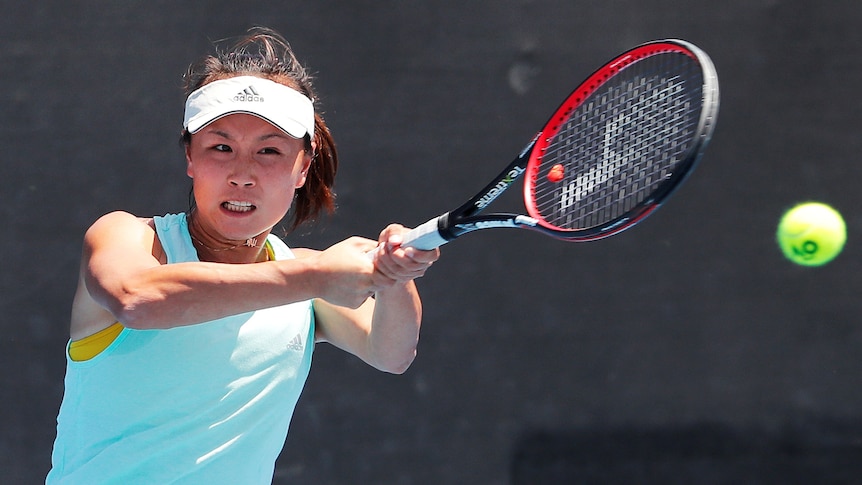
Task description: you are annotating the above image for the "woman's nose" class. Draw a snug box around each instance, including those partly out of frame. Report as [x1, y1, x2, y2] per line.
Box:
[229, 178, 255, 187]
[229, 159, 256, 187]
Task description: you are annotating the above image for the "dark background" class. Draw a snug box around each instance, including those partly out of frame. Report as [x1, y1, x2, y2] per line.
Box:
[3, 1, 861, 483]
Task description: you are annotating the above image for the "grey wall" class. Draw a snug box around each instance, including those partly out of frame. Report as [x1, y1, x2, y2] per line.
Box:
[3, 1, 861, 483]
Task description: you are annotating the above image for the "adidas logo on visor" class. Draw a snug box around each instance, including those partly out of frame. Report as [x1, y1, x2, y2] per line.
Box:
[234, 86, 263, 102]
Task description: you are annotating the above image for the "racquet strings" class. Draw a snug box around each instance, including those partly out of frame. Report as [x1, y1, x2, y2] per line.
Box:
[531, 51, 705, 231]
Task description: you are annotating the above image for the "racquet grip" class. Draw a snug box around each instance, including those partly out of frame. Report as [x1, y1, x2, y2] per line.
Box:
[366, 215, 449, 259]
[400, 215, 450, 250]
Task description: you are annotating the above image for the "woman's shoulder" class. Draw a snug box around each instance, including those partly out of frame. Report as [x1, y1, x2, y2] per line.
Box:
[85, 211, 165, 263]
[89, 210, 154, 228]
[85, 211, 151, 236]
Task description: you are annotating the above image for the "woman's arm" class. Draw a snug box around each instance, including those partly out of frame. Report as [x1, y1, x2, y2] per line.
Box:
[312, 225, 439, 374]
[78, 211, 380, 333]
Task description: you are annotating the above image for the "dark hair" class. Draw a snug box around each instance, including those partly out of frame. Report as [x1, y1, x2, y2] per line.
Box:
[182, 27, 337, 231]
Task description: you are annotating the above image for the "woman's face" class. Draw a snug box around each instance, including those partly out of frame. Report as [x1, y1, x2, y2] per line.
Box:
[185, 113, 313, 243]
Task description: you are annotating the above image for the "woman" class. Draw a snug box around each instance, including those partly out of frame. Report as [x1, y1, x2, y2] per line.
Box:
[47, 27, 439, 484]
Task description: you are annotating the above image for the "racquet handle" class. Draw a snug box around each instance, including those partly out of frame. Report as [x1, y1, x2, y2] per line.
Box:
[400, 215, 450, 250]
[366, 214, 450, 259]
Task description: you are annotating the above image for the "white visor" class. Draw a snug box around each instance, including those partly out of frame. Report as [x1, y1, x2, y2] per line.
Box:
[183, 76, 314, 138]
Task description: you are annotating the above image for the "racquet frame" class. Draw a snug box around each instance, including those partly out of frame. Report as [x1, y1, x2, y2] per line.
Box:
[400, 39, 719, 250]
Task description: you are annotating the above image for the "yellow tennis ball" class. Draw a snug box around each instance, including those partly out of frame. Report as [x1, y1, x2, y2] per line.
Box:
[776, 202, 846, 266]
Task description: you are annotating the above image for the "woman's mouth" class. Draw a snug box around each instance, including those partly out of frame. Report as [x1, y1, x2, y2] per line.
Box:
[222, 201, 255, 213]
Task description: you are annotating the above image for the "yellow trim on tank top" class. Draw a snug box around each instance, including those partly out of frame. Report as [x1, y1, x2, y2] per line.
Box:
[69, 322, 124, 361]
[68, 240, 276, 362]
[264, 240, 275, 262]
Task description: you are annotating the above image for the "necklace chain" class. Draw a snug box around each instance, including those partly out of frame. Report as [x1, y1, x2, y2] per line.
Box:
[186, 211, 269, 261]
[190, 235, 260, 252]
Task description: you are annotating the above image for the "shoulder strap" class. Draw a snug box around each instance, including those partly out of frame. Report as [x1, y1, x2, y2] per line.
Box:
[153, 213, 199, 264]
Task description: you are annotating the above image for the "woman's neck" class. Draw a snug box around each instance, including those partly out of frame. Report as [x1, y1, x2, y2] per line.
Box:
[187, 211, 271, 264]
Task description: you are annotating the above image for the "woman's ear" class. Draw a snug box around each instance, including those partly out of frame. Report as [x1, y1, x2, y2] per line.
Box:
[295, 157, 312, 188]
[185, 143, 194, 179]
[296, 140, 317, 188]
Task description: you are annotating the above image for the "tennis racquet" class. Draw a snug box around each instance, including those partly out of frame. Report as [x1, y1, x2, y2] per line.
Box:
[396, 38, 719, 250]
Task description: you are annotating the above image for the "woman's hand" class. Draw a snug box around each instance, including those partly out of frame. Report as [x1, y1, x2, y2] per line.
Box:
[307, 236, 380, 308]
[371, 224, 440, 287]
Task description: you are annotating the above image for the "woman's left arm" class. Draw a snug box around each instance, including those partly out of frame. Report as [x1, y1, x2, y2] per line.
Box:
[311, 225, 439, 374]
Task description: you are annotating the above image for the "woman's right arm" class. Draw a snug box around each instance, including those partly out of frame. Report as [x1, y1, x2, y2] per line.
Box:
[74, 211, 380, 336]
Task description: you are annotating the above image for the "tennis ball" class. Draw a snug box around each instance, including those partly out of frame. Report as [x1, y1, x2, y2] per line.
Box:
[776, 202, 846, 266]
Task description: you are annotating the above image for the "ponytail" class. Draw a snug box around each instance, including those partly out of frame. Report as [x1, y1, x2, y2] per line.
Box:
[291, 113, 338, 230]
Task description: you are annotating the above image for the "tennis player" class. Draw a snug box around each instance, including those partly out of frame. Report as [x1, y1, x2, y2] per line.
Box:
[46, 27, 439, 484]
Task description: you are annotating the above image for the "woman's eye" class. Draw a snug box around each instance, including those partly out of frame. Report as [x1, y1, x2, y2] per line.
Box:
[260, 147, 281, 155]
[213, 144, 231, 152]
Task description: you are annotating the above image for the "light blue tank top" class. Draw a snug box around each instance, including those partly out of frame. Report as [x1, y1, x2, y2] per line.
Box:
[47, 213, 314, 484]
